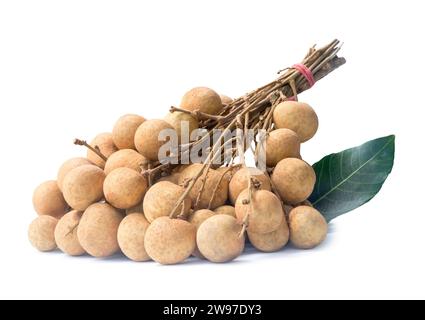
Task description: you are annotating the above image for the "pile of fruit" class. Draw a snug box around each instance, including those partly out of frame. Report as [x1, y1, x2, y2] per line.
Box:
[29, 86, 329, 265]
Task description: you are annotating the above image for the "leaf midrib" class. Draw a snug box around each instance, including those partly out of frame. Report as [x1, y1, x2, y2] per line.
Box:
[312, 137, 394, 206]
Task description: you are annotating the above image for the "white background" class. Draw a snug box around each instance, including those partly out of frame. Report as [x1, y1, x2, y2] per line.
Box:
[0, 0, 423, 300]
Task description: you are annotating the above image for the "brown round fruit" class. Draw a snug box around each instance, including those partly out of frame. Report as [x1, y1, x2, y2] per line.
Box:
[271, 158, 316, 205]
[117, 213, 150, 262]
[104, 149, 147, 175]
[134, 119, 174, 161]
[143, 181, 192, 222]
[164, 111, 199, 141]
[247, 214, 289, 252]
[228, 167, 271, 204]
[214, 205, 236, 218]
[28, 215, 58, 252]
[180, 87, 223, 115]
[273, 101, 318, 142]
[77, 203, 124, 257]
[235, 189, 283, 234]
[112, 114, 146, 150]
[103, 167, 148, 209]
[57, 157, 92, 191]
[54, 210, 85, 256]
[144, 217, 196, 265]
[289, 206, 327, 249]
[188, 209, 216, 258]
[33, 180, 68, 218]
[197, 214, 245, 263]
[178, 164, 228, 209]
[62, 164, 105, 211]
[87, 133, 118, 168]
[266, 128, 301, 167]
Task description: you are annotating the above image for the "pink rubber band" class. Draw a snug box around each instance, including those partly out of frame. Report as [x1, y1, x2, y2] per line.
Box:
[292, 63, 315, 88]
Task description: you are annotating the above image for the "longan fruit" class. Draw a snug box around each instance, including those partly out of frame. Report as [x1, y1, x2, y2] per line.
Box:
[143, 181, 192, 222]
[57, 157, 92, 191]
[266, 128, 301, 167]
[214, 205, 236, 218]
[104, 149, 147, 175]
[112, 114, 146, 150]
[220, 94, 233, 106]
[289, 206, 327, 249]
[33, 180, 68, 218]
[87, 133, 118, 168]
[77, 203, 124, 257]
[228, 167, 271, 204]
[28, 215, 58, 252]
[271, 158, 316, 205]
[235, 189, 283, 234]
[197, 214, 245, 263]
[62, 164, 105, 211]
[247, 214, 289, 252]
[273, 101, 318, 142]
[54, 210, 85, 256]
[134, 119, 174, 161]
[144, 216, 196, 265]
[180, 87, 223, 115]
[188, 209, 216, 258]
[103, 167, 148, 209]
[178, 164, 228, 209]
[117, 213, 150, 262]
[164, 111, 199, 141]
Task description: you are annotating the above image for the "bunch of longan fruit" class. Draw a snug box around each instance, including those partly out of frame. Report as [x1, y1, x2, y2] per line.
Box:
[29, 86, 328, 265]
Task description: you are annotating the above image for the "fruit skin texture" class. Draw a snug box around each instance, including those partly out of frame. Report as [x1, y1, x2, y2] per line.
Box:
[271, 158, 316, 205]
[112, 114, 145, 150]
[265, 128, 301, 167]
[104, 149, 147, 175]
[143, 181, 192, 222]
[247, 213, 289, 252]
[228, 167, 271, 205]
[54, 210, 85, 256]
[235, 189, 283, 234]
[28, 216, 58, 252]
[144, 217, 196, 265]
[196, 214, 245, 263]
[77, 203, 124, 258]
[117, 213, 150, 262]
[32, 180, 68, 218]
[178, 164, 229, 209]
[57, 157, 92, 191]
[180, 87, 223, 115]
[87, 133, 118, 168]
[273, 101, 318, 142]
[103, 167, 148, 209]
[62, 164, 106, 211]
[214, 205, 236, 218]
[164, 111, 199, 141]
[188, 209, 216, 258]
[289, 206, 328, 249]
[134, 119, 174, 161]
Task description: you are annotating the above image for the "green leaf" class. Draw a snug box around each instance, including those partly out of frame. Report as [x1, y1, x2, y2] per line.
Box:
[309, 135, 395, 222]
